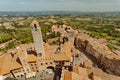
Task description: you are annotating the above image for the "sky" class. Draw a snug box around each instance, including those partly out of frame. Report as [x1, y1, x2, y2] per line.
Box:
[0, 0, 120, 12]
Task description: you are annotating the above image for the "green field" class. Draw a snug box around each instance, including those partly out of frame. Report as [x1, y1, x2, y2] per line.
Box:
[0, 13, 120, 53]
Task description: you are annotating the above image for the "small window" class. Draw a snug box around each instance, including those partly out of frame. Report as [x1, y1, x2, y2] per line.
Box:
[50, 62, 52, 64]
[17, 75, 19, 78]
[21, 74, 23, 77]
[41, 63, 43, 65]
[27, 69, 29, 72]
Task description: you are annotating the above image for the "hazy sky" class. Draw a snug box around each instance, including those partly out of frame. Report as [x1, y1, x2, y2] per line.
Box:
[0, 0, 120, 12]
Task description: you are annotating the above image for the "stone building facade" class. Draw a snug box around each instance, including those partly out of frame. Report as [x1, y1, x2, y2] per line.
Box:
[75, 33, 120, 76]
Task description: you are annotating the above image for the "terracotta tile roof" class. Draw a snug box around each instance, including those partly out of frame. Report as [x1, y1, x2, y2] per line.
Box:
[61, 42, 72, 59]
[73, 66, 79, 74]
[10, 61, 22, 70]
[0, 42, 73, 75]
[64, 71, 72, 80]
[44, 42, 72, 61]
[53, 53, 70, 61]
[44, 44, 58, 56]
[28, 54, 37, 62]
[0, 54, 12, 75]
[73, 66, 89, 80]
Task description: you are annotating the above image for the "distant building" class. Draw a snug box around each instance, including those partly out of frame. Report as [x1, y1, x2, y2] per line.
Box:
[51, 24, 78, 44]
[3, 22, 15, 29]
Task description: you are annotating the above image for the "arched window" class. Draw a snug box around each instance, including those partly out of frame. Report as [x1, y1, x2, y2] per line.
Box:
[34, 24, 37, 29]
[34, 24, 37, 31]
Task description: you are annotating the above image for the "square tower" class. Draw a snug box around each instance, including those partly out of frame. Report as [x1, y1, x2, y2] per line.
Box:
[30, 20, 44, 57]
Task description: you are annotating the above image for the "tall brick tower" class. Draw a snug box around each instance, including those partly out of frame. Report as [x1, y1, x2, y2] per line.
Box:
[31, 20, 44, 56]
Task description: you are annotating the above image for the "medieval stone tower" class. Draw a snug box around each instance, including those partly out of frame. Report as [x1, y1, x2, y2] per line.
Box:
[30, 20, 45, 71]
[31, 20, 44, 56]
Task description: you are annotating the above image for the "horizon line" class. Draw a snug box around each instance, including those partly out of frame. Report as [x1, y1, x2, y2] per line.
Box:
[0, 10, 120, 13]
